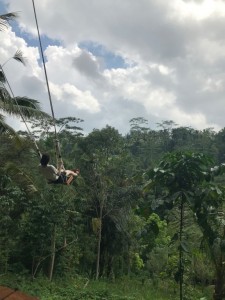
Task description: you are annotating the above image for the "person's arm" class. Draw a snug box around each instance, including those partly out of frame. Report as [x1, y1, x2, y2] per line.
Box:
[64, 169, 80, 177]
[49, 165, 60, 175]
[57, 158, 65, 173]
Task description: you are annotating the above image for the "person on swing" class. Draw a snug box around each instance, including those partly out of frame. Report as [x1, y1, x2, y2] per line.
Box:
[39, 153, 79, 184]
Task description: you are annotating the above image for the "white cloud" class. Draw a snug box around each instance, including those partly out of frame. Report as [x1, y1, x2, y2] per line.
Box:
[173, 0, 225, 21]
[1, 0, 225, 134]
[50, 82, 101, 113]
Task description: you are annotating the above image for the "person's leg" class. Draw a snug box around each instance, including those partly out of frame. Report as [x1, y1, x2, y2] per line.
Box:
[53, 173, 67, 184]
[64, 169, 79, 177]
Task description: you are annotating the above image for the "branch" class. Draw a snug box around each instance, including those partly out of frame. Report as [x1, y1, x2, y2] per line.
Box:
[32, 237, 78, 278]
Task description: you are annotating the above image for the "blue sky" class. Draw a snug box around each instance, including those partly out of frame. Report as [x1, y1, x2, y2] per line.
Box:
[79, 41, 128, 70]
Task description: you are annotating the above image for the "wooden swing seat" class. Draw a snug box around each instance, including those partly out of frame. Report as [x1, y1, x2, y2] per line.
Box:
[65, 175, 73, 185]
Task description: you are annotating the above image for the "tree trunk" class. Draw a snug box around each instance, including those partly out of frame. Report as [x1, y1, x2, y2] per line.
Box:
[48, 224, 56, 281]
[213, 265, 225, 300]
[179, 197, 184, 300]
[96, 206, 103, 280]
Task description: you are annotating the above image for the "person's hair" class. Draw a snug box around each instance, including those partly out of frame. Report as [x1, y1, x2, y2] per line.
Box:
[40, 154, 50, 166]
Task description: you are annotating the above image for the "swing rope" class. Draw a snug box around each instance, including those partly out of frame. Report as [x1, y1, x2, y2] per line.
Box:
[32, 0, 64, 170]
[0, 65, 42, 158]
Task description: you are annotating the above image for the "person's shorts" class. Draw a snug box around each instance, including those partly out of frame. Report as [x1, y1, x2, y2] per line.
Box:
[50, 173, 67, 184]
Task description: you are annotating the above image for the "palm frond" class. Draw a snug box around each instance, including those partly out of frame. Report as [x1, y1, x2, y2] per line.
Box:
[0, 114, 18, 137]
[0, 86, 15, 113]
[0, 95, 50, 120]
[1, 50, 26, 67]
[0, 84, 11, 102]
[0, 114, 25, 150]
[13, 50, 27, 66]
[0, 70, 6, 83]
[15, 97, 41, 110]
[5, 162, 38, 194]
[0, 12, 19, 31]
[14, 97, 50, 119]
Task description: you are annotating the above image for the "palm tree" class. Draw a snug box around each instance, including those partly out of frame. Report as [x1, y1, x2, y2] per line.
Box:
[0, 12, 18, 30]
[0, 12, 49, 136]
[0, 11, 49, 193]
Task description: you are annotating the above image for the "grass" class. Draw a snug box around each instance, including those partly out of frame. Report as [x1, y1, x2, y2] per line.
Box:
[0, 273, 213, 300]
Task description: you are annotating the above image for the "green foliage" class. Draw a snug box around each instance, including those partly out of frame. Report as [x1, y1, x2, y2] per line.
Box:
[1, 274, 211, 300]
[190, 250, 214, 285]
[131, 253, 144, 271]
[0, 173, 28, 274]
[4, 115, 225, 299]
[145, 152, 212, 194]
[144, 150, 225, 299]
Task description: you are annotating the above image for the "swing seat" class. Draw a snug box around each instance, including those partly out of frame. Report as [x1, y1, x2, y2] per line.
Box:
[65, 175, 73, 185]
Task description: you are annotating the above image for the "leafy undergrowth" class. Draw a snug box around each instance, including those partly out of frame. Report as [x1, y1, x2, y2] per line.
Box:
[0, 274, 212, 300]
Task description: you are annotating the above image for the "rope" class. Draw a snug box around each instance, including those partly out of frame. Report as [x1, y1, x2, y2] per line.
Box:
[31, 0, 63, 170]
[0, 65, 42, 158]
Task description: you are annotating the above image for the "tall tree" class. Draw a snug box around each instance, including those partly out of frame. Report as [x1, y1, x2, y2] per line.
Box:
[77, 126, 141, 279]
[144, 151, 223, 299]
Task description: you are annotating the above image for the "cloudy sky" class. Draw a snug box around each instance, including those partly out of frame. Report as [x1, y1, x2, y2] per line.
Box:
[1, 0, 225, 134]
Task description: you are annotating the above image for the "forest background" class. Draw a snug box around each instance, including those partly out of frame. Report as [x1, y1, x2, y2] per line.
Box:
[2, 114, 225, 300]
